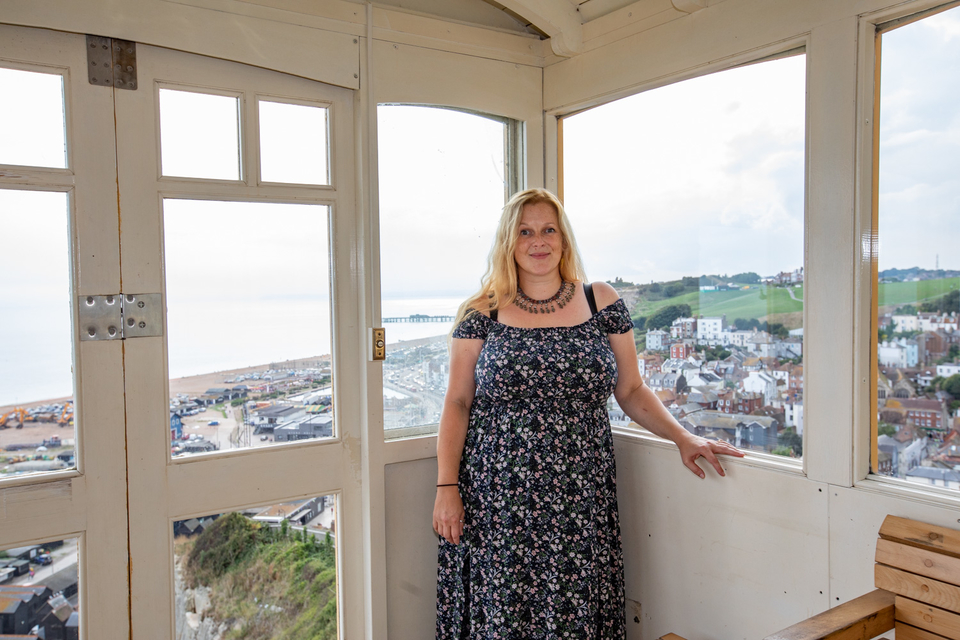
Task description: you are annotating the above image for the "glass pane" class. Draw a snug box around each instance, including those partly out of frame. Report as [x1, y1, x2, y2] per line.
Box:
[164, 200, 333, 458]
[876, 6, 960, 489]
[0, 67, 66, 168]
[259, 100, 329, 185]
[377, 105, 506, 439]
[564, 54, 806, 458]
[159, 88, 240, 180]
[0, 190, 77, 478]
[173, 495, 337, 639]
[0, 537, 80, 637]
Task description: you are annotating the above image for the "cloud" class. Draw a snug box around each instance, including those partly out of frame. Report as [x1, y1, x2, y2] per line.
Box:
[563, 54, 806, 283]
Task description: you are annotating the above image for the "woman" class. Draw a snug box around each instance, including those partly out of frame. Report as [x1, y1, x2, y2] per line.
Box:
[433, 188, 743, 639]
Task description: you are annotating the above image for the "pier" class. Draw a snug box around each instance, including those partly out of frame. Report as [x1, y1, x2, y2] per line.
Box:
[382, 314, 455, 323]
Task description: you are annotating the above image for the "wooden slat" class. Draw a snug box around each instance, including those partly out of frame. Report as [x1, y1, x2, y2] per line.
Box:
[879, 516, 960, 560]
[763, 589, 895, 640]
[895, 595, 960, 639]
[895, 621, 951, 640]
[875, 539, 960, 588]
[875, 564, 960, 613]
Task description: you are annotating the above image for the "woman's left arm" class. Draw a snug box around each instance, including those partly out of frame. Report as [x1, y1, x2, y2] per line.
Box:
[593, 283, 745, 478]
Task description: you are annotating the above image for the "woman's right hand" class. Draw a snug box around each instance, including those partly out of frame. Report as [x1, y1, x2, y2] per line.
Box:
[433, 487, 465, 545]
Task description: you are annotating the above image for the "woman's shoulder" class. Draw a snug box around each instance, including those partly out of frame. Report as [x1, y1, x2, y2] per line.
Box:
[452, 308, 493, 340]
[587, 280, 621, 311]
[586, 281, 634, 334]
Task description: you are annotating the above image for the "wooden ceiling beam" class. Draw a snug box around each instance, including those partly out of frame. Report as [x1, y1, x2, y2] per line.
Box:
[495, 0, 583, 56]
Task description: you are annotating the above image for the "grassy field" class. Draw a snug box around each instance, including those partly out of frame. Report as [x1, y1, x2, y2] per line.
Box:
[633, 285, 804, 327]
[877, 277, 960, 310]
[631, 277, 959, 329]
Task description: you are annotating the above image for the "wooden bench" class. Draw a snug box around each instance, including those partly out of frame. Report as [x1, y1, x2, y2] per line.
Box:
[764, 515, 960, 640]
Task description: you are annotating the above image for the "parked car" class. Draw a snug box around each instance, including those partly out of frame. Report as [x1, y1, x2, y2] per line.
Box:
[33, 554, 53, 566]
[208, 420, 220, 426]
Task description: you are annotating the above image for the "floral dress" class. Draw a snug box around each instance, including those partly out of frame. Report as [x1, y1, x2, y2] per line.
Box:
[437, 298, 634, 640]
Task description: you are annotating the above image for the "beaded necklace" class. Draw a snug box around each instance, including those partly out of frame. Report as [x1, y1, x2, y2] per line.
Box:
[514, 280, 575, 314]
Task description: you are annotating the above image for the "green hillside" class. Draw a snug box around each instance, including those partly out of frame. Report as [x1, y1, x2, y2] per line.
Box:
[633, 285, 803, 326]
[878, 277, 960, 309]
[630, 276, 959, 330]
[178, 513, 338, 640]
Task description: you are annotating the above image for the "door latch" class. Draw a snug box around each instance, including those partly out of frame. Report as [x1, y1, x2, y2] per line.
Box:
[372, 327, 386, 361]
[78, 293, 162, 341]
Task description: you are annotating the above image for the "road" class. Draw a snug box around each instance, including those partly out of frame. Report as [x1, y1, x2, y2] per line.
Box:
[7, 538, 78, 586]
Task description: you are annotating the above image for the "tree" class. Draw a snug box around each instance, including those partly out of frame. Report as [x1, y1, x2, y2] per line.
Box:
[894, 304, 917, 315]
[943, 374, 960, 398]
[730, 272, 761, 284]
[632, 317, 646, 330]
[649, 282, 662, 293]
[877, 423, 897, 437]
[681, 276, 698, 288]
[771, 446, 793, 457]
[777, 428, 802, 456]
[919, 289, 959, 314]
[664, 283, 684, 298]
[675, 374, 688, 395]
[647, 304, 692, 329]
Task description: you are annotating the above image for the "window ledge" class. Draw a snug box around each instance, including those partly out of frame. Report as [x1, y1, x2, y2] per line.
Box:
[611, 425, 805, 476]
[854, 473, 960, 510]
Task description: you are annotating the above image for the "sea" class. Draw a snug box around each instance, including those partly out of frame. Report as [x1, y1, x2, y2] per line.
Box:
[0, 296, 461, 407]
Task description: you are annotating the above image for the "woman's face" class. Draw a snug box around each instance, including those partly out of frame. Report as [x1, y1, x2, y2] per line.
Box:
[514, 201, 564, 279]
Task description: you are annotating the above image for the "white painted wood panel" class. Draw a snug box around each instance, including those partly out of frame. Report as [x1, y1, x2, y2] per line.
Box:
[384, 459, 439, 640]
[614, 436, 829, 640]
[803, 17, 858, 487]
[0, 0, 361, 89]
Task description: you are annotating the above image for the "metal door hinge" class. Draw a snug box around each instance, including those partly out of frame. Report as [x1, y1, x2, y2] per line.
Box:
[372, 328, 386, 361]
[86, 35, 137, 90]
[79, 294, 161, 341]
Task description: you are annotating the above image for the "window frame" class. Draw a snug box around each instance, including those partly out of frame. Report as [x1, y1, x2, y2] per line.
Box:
[855, 0, 960, 505]
[550, 39, 811, 477]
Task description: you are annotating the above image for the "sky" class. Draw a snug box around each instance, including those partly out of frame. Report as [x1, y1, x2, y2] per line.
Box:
[877, 7, 960, 272]
[563, 54, 807, 284]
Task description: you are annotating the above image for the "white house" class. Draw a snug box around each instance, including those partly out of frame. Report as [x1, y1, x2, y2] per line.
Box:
[696, 317, 725, 346]
[742, 371, 778, 406]
[936, 362, 960, 378]
[783, 399, 804, 436]
[646, 329, 668, 351]
[723, 329, 754, 348]
[747, 331, 777, 358]
[892, 314, 919, 333]
[878, 341, 908, 368]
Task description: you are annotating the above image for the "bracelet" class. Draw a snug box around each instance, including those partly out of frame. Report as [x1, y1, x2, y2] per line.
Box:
[436, 483, 458, 487]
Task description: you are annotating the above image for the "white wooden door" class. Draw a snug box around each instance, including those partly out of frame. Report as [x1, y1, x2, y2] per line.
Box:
[0, 24, 130, 639]
[112, 44, 362, 638]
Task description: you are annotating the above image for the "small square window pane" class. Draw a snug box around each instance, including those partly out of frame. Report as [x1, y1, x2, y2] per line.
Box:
[0, 67, 66, 168]
[259, 100, 329, 185]
[0, 537, 80, 637]
[159, 88, 240, 180]
[173, 495, 337, 637]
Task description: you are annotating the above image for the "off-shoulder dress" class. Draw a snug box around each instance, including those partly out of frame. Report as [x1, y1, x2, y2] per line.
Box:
[436, 296, 634, 639]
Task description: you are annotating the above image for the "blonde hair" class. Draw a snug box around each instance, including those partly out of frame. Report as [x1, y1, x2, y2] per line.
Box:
[453, 188, 587, 330]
